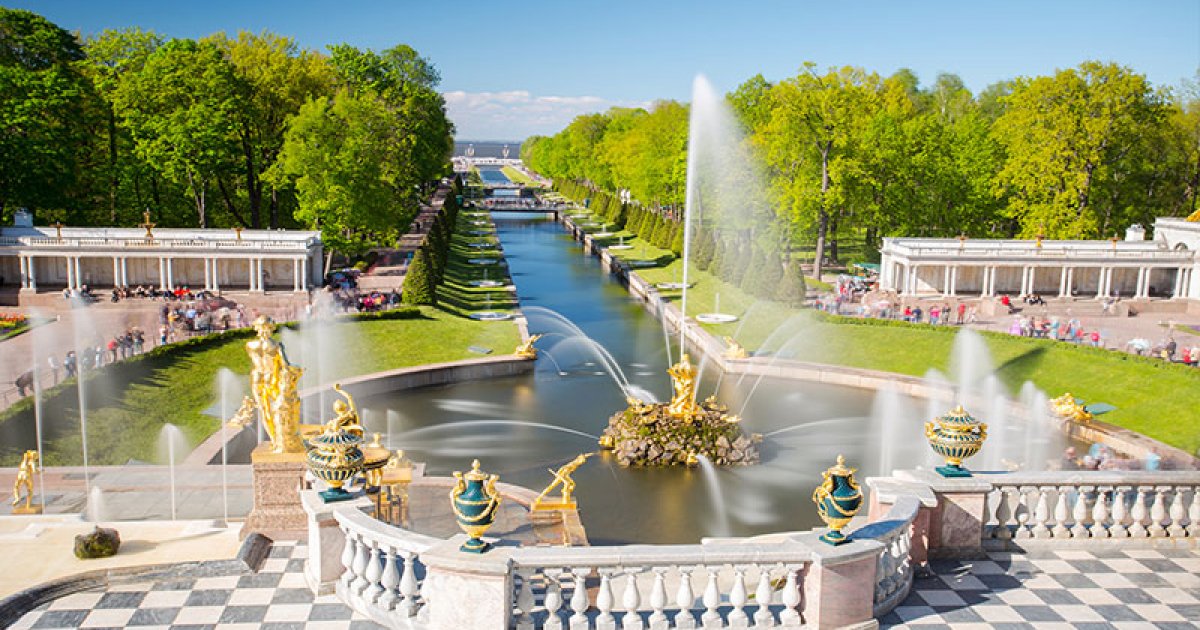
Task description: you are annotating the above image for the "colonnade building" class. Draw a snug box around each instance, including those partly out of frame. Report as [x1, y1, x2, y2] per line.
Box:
[879, 218, 1200, 302]
[0, 210, 322, 304]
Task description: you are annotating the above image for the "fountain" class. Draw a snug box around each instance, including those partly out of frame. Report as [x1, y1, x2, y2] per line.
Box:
[158, 423, 189, 520]
[599, 353, 760, 466]
[608, 235, 632, 251]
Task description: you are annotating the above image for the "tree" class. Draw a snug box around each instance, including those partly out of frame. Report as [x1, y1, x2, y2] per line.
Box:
[0, 8, 91, 219]
[776, 261, 807, 306]
[113, 38, 246, 227]
[402, 245, 436, 305]
[992, 61, 1169, 238]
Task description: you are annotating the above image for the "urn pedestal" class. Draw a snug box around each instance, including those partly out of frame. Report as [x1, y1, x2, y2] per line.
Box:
[241, 444, 309, 539]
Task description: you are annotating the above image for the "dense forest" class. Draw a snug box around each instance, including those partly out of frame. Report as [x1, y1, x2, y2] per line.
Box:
[0, 8, 454, 256]
[523, 62, 1200, 278]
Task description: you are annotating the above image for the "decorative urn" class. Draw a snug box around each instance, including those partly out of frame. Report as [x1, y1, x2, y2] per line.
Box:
[359, 433, 393, 493]
[306, 428, 365, 502]
[450, 459, 502, 553]
[811, 455, 863, 545]
[925, 405, 988, 477]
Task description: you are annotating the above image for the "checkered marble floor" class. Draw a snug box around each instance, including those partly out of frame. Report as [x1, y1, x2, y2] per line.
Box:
[881, 547, 1200, 629]
[11, 541, 384, 630]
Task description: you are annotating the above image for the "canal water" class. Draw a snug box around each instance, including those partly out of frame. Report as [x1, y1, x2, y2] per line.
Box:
[360, 212, 888, 544]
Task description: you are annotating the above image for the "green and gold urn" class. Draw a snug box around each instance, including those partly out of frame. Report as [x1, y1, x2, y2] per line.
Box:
[812, 455, 862, 545]
[450, 460, 502, 553]
[306, 428, 365, 502]
[925, 405, 988, 478]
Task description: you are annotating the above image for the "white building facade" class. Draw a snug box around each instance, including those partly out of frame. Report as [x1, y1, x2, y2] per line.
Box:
[879, 217, 1200, 300]
[0, 211, 322, 297]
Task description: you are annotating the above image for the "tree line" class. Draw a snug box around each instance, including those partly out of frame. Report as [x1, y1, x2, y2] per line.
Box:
[523, 61, 1200, 279]
[0, 8, 454, 258]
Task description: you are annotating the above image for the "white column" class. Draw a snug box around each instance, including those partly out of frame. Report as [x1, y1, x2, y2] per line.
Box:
[112, 257, 120, 287]
[949, 266, 958, 297]
[18, 256, 27, 289]
[166, 258, 174, 291]
[203, 258, 212, 291]
[256, 258, 265, 292]
[65, 256, 75, 290]
[1096, 267, 1108, 299]
[74, 257, 82, 289]
[159, 257, 167, 291]
[247, 259, 255, 291]
[1028, 267, 1036, 296]
[119, 258, 128, 286]
[987, 266, 998, 297]
[1104, 267, 1114, 297]
[27, 256, 36, 290]
[1066, 268, 1074, 297]
[942, 266, 950, 297]
[1174, 268, 1185, 299]
[212, 259, 220, 292]
[1059, 267, 1068, 298]
[300, 257, 308, 291]
[292, 258, 301, 292]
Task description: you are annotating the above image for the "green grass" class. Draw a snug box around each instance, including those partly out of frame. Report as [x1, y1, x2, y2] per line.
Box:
[436, 211, 520, 316]
[500, 166, 536, 186]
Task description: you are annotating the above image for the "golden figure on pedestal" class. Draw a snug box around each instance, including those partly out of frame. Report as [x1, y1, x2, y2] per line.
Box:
[227, 396, 256, 429]
[723, 336, 748, 360]
[1050, 393, 1093, 423]
[324, 384, 365, 436]
[666, 353, 702, 421]
[11, 450, 40, 513]
[515, 334, 543, 359]
[533, 453, 592, 511]
[246, 316, 305, 454]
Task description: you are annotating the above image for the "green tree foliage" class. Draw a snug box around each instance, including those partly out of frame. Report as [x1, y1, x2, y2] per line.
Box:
[776, 261, 807, 306]
[402, 245, 436, 305]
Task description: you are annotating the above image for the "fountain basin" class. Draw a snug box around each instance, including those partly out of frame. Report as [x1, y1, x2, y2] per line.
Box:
[467, 230, 495, 237]
[468, 258, 503, 265]
[467, 242, 497, 249]
[655, 282, 691, 291]
[696, 313, 738, 324]
[626, 260, 658, 268]
[469, 280, 508, 288]
[607, 245, 633, 250]
[470, 311, 513, 321]
[593, 232, 614, 238]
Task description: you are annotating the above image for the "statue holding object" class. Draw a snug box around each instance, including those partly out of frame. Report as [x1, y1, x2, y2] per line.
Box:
[246, 316, 304, 454]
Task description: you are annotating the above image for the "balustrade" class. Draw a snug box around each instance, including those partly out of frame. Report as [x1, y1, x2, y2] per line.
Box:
[333, 508, 439, 625]
[985, 472, 1200, 542]
[510, 544, 811, 629]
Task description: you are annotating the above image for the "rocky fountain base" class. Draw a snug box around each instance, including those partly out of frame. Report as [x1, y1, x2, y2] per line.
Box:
[600, 398, 760, 466]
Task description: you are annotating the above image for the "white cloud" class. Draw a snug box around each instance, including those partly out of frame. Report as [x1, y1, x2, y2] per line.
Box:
[443, 90, 648, 140]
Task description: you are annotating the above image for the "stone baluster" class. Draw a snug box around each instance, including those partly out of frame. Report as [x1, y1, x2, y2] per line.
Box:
[1188, 489, 1200, 538]
[621, 569, 644, 630]
[778, 567, 802, 628]
[363, 540, 384, 602]
[544, 572, 564, 630]
[596, 570, 616, 629]
[753, 568, 774, 628]
[700, 567, 721, 628]
[1031, 488, 1052, 538]
[728, 567, 748, 627]
[674, 568, 696, 629]
[1091, 487, 1111, 538]
[378, 547, 400, 611]
[994, 487, 1013, 539]
[874, 546, 890, 604]
[399, 553, 419, 617]
[1110, 487, 1130, 538]
[1148, 487, 1169, 537]
[351, 535, 371, 594]
[515, 569, 535, 630]
[340, 530, 358, 588]
[1168, 487, 1188, 538]
[1013, 487, 1032, 539]
[1129, 487, 1150, 537]
[569, 568, 590, 629]
[648, 569, 668, 630]
[1051, 487, 1071, 538]
[1070, 487, 1091, 538]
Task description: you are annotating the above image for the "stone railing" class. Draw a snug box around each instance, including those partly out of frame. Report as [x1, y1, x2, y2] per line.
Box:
[2, 235, 315, 252]
[508, 542, 812, 629]
[852, 495, 920, 618]
[333, 507, 441, 628]
[985, 471, 1200, 543]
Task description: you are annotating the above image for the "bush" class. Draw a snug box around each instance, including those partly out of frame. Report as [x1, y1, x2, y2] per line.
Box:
[402, 246, 437, 305]
[776, 261, 807, 306]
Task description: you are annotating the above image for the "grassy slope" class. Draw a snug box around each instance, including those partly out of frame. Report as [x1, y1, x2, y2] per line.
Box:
[500, 166, 535, 185]
[568, 211, 1200, 454]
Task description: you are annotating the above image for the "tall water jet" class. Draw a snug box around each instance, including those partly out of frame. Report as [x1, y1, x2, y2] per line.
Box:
[68, 297, 96, 517]
[214, 367, 245, 523]
[695, 455, 731, 537]
[950, 328, 994, 399]
[87, 486, 105, 523]
[28, 307, 50, 508]
[158, 424, 188, 520]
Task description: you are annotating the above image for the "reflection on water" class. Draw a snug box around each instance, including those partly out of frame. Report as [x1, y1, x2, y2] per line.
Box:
[361, 213, 890, 544]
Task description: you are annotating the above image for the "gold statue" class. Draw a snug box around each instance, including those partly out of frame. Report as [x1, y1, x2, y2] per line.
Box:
[1050, 393, 1093, 423]
[666, 353, 701, 420]
[533, 453, 592, 511]
[324, 384, 364, 437]
[227, 396, 257, 429]
[723, 336, 748, 360]
[515, 334, 543, 359]
[246, 316, 305, 453]
[11, 450, 39, 512]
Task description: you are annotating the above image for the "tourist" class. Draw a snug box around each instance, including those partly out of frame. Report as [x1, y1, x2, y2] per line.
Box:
[930, 305, 940, 325]
[956, 303, 966, 325]
[15, 370, 33, 397]
[133, 329, 145, 354]
[1090, 330, 1101, 347]
[63, 351, 76, 378]
[1000, 294, 1014, 313]
[107, 337, 119, 363]
[1061, 447, 1079, 470]
[159, 325, 168, 346]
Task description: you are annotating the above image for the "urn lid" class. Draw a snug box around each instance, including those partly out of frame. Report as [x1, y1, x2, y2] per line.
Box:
[460, 459, 490, 482]
[309, 429, 363, 449]
[936, 405, 979, 426]
[825, 454, 856, 477]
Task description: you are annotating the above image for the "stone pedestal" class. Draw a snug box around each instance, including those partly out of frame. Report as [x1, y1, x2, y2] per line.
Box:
[896, 470, 991, 559]
[421, 535, 514, 630]
[797, 532, 883, 629]
[301, 490, 371, 595]
[241, 444, 308, 540]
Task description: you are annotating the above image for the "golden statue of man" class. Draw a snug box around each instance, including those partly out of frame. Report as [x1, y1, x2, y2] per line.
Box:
[534, 453, 592, 509]
[515, 334, 543, 359]
[323, 384, 364, 437]
[11, 450, 38, 509]
[246, 316, 304, 453]
[666, 353, 701, 420]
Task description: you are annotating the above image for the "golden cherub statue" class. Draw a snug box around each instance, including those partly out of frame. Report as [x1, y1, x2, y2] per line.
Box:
[666, 353, 701, 420]
[1050, 393, 1093, 423]
[723, 336, 748, 360]
[227, 396, 256, 429]
[246, 316, 305, 453]
[515, 334, 543, 359]
[533, 453, 592, 511]
[324, 384, 364, 437]
[11, 450, 39, 511]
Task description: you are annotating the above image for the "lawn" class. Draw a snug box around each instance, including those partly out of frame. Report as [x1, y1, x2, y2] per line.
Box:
[500, 165, 536, 186]
[567, 212, 1200, 455]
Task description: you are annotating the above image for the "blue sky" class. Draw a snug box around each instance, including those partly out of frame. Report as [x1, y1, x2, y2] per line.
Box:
[13, 0, 1200, 140]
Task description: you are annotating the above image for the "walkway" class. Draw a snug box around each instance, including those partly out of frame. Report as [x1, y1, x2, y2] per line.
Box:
[10, 540, 381, 629]
[882, 547, 1200, 628]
